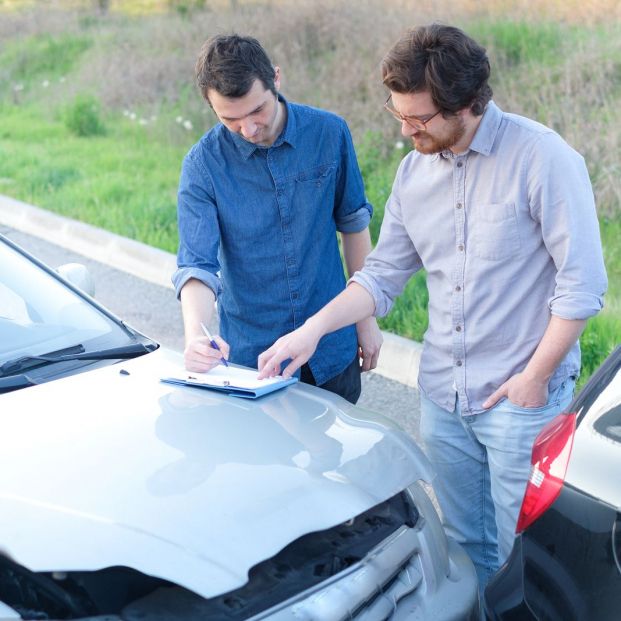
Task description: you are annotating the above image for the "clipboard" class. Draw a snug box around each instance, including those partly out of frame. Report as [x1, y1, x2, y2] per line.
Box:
[160, 364, 298, 399]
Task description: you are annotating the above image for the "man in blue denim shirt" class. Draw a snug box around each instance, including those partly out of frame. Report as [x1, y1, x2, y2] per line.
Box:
[172, 34, 382, 403]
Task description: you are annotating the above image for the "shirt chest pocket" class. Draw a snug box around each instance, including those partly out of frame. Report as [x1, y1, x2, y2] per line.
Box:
[469, 202, 521, 261]
[293, 162, 337, 207]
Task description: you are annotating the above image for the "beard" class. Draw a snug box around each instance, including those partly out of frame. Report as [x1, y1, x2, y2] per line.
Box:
[411, 114, 466, 155]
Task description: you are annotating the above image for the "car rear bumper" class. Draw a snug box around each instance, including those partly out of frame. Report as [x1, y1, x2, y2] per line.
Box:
[484, 485, 621, 621]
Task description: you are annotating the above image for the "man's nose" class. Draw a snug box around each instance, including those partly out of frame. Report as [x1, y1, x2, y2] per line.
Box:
[240, 118, 258, 139]
[401, 119, 416, 137]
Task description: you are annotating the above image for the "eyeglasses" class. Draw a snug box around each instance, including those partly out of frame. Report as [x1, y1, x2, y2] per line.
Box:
[383, 94, 442, 131]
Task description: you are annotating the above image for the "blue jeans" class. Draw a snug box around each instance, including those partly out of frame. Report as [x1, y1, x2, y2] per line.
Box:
[419, 379, 575, 592]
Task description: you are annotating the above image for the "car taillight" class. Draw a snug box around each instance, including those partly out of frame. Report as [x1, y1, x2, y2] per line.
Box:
[515, 412, 577, 533]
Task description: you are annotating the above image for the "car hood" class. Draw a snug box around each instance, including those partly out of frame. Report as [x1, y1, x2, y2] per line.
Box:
[0, 348, 432, 599]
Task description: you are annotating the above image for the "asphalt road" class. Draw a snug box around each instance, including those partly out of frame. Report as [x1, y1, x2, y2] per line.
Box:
[3, 225, 422, 443]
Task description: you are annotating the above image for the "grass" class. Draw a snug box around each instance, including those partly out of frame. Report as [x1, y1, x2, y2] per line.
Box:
[0, 104, 182, 250]
[2, 33, 91, 84]
[468, 20, 568, 67]
[0, 1, 619, 387]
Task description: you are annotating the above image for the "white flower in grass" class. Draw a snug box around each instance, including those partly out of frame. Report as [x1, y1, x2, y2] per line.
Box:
[175, 115, 183, 123]
[42, 80, 50, 88]
[183, 120, 193, 131]
[59, 76, 66, 83]
[129, 112, 137, 120]
[13, 84, 24, 92]
[139, 118, 148, 126]
[395, 140, 405, 150]
[150, 115, 157, 122]
[123, 109, 130, 117]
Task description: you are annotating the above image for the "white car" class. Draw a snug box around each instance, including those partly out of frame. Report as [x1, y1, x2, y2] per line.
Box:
[0, 232, 479, 620]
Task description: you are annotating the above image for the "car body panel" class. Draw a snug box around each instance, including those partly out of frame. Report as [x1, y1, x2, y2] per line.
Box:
[484, 485, 620, 621]
[565, 365, 621, 508]
[0, 347, 432, 599]
[119, 526, 479, 621]
[1, 232, 480, 619]
[484, 346, 621, 620]
[0, 601, 20, 620]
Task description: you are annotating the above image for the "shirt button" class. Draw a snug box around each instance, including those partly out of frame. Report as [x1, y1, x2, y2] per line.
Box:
[457, 161, 463, 168]
[456, 360, 463, 366]
[456, 203, 463, 209]
[455, 285, 462, 292]
[291, 292, 298, 299]
[457, 244, 464, 251]
[456, 325, 462, 332]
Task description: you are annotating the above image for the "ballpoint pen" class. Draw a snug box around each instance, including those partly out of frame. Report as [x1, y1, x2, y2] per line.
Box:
[200, 322, 229, 367]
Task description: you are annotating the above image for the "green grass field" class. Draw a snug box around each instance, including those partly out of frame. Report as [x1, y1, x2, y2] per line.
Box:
[1, 1, 619, 388]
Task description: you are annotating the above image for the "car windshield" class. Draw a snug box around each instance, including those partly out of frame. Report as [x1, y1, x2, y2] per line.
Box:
[0, 238, 139, 366]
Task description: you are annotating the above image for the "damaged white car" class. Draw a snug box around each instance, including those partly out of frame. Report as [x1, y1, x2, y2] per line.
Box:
[0, 232, 479, 621]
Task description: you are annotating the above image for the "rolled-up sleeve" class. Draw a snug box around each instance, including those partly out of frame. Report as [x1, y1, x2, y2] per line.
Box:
[172, 150, 223, 300]
[350, 163, 423, 317]
[527, 133, 607, 319]
[333, 121, 373, 233]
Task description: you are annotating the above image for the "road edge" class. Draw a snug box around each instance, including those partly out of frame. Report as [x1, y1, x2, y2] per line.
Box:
[0, 194, 422, 387]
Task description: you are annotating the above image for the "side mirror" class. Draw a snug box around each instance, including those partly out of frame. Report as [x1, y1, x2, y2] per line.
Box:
[56, 263, 96, 298]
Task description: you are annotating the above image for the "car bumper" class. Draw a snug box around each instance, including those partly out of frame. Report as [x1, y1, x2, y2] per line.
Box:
[255, 483, 480, 621]
[484, 484, 621, 621]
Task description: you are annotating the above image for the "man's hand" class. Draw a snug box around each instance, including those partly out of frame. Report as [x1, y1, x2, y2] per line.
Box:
[482, 371, 549, 410]
[184, 334, 230, 373]
[356, 316, 383, 372]
[258, 322, 322, 379]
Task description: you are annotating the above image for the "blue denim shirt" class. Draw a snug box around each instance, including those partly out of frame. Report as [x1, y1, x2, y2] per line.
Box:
[173, 97, 372, 384]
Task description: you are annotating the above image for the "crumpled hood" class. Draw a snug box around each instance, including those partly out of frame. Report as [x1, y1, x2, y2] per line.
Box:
[0, 348, 432, 599]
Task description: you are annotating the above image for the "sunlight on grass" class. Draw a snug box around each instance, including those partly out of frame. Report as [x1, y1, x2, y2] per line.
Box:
[0, 104, 182, 252]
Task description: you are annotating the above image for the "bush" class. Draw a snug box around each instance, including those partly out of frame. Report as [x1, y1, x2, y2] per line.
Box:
[65, 94, 106, 137]
[578, 313, 621, 392]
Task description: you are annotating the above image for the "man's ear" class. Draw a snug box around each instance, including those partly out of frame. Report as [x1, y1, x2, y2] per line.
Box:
[274, 66, 281, 91]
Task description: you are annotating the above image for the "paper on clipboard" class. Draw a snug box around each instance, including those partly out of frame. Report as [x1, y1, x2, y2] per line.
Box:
[160, 364, 298, 399]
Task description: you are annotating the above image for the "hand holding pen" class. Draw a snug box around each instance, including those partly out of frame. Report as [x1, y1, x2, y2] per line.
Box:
[200, 323, 229, 367]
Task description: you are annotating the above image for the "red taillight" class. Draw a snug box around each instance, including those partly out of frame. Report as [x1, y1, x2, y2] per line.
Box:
[515, 412, 577, 533]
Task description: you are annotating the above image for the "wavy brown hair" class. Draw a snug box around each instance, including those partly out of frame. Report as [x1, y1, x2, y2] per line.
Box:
[381, 24, 492, 116]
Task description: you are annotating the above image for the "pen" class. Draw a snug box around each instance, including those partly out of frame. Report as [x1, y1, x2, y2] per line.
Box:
[200, 322, 229, 367]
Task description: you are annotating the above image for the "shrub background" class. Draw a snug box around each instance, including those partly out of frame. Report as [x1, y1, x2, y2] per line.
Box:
[0, 0, 619, 387]
[65, 93, 106, 136]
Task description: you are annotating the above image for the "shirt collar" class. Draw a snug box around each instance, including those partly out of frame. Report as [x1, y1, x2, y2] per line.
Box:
[434, 100, 503, 162]
[468, 100, 503, 156]
[229, 94, 296, 160]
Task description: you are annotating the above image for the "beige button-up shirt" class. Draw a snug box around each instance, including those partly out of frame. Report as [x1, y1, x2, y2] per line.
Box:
[353, 101, 607, 415]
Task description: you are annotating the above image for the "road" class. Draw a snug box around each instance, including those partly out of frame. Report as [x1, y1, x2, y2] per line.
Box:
[2, 225, 422, 443]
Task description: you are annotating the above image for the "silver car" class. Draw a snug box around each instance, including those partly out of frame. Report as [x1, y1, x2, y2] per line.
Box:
[0, 232, 479, 620]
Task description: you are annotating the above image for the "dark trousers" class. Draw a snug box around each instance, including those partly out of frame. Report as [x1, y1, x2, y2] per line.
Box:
[300, 354, 361, 404]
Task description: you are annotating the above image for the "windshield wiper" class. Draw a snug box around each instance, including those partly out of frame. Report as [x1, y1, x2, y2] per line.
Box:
[0, 374, 38, 394]
[0, 342, 156, 377]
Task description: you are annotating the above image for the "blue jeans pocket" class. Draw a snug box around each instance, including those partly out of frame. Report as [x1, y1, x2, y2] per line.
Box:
[503, 400, 556, 414]
[497, 378, 575, 415]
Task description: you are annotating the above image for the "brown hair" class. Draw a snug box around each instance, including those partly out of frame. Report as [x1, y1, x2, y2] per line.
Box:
[195, 34, 277, 101]
[382, 24, 492, 116]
